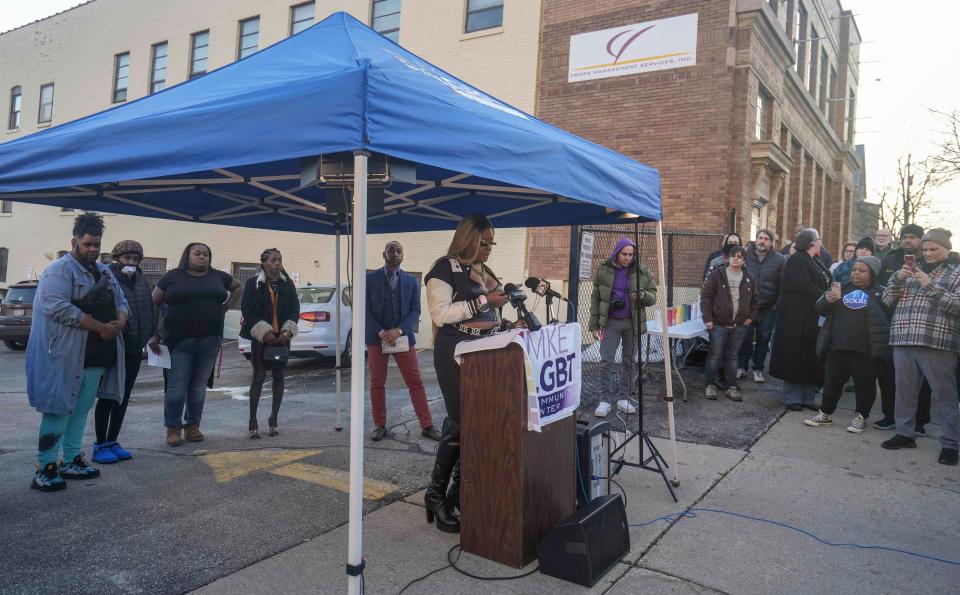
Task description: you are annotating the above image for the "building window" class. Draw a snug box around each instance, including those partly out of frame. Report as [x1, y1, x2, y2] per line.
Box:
[38, 83, 54, 123]
[756, 88, 773, 141]
[8, 86, 21, 130]
[0, 248, 7, 282]
[190, 30, 210, 78]
[1, 201, 11, 214]
[112, 52, 130, 103]
[465, 0, 504, 33]
[372, 0, 401, 43]
[846, 90, 856, 143]
[795, 2, 807, 82]
[818, 49, 829, 111]
[807, 26, 818, 96]
[150, 42, 168, 93]
[290, 2, 315, 35]
[827, 66, 837, 120]
[238, 17, 260, 59]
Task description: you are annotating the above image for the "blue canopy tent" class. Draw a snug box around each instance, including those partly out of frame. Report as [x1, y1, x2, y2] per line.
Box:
[0, 12, 677, 591]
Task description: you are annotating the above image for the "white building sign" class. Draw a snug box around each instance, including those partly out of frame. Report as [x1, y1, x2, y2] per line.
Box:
[578, 232, 595, 281]
[568, 13, 698, 83]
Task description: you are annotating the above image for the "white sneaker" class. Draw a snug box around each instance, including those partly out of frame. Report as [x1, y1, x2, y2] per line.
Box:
[803, 411, 833, 427]
[846, 413, 868, 434]
[594, 401, 611, 417]
[736, 368, 747, 379]
[617, 399, 637, 414]
[705, 385, 718, 400]
[753, 370, 765, 383]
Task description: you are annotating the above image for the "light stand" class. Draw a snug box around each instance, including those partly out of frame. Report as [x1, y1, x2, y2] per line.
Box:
[607, 222, 678, 503]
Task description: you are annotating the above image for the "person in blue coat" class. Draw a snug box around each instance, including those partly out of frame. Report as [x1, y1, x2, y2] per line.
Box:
[27, 213, 129, 491]
[365, 241, 439, 441]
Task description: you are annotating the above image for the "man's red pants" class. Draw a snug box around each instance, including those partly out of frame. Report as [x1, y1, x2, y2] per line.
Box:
[367, 344, 433, 429]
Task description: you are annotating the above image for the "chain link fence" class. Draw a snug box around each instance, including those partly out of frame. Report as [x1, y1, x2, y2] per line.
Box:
[570, 223, 725, 407]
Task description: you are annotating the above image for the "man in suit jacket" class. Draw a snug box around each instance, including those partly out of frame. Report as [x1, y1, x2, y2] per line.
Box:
[366, 241, 440, 441]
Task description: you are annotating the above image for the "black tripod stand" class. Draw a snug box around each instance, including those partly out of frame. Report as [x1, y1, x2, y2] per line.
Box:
[607, 223, 678, 503]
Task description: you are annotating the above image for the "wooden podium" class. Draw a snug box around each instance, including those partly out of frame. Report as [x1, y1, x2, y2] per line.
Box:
[459, 342, 575, 568]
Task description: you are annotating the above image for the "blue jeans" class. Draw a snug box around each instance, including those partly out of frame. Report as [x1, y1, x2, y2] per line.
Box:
[164, 336, 221, 428]
[782, 381, 819, 407]
[705, 325, 750, 390]
[738, 307, 776, 371]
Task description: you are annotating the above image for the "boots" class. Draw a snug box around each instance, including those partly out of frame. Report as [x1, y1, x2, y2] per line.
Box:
[184, 424, 204, 442]
[424, 418, 460, 533]
[447, 460, 460, 516]
[166, 427, 184, 447]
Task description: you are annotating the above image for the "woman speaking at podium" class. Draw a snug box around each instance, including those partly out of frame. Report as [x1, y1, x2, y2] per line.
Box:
[423, 214, 510, 533]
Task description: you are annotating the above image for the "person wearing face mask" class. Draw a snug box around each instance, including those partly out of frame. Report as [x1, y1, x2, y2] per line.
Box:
[89, 240, 156, 464]
[150, 242, 242, 446]
[881, 228, 960, 466]
[240, 248, 300, 439]
[804, 256, 890, 433]
[590, 237, 658, 415]
[703, 233, 743, 282]
[737, 229, 785, 383]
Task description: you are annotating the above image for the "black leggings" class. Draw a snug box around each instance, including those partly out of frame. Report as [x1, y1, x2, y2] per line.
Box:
[248, 340, 286, 430]
[820, 350, 877, 417]
[95, 351, 142, 443]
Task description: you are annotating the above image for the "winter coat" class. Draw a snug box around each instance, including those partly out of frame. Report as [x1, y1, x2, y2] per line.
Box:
[815, 282, 891, 360]
[589, 260, 658, 334]
[239, 271, 300, 342]
[768, 251, 831, 385]
[878, 247, 912, 287]
[26, 255, 129, 415]
[832, 260, 855, 284]
[882, 252, 960, 353]
[703, 249, 726, 281]
[745, 244, 786, 308]
[700, 266, 758, 327]
[109, 263, 155, 354]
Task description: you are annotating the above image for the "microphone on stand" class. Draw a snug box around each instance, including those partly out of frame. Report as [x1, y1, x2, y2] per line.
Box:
[503, 283, 542, 332]
[524, 277, 568, 302]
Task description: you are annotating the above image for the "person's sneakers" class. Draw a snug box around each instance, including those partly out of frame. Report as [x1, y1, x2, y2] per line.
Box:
[91, 442, 119, 464]
[872, 417, 896, 430]
[736, 368, 747, 380]
[59, 454, 100, 480]
[704, 385, 718, 400]
[752, 370, 765, 383]
[371, 426, 388, 441]
[166, 427, 184, 447]
[786, 403, 804, 411]
[804, 411, 833, 427]
[914, 423, 927, 437]
[938, 448, 959, 466]
[420, 426, 441, 441]
[881, 435, 917, 450]
[31, 463, 66, 492]
[110, 442, 133, 460]
[726, 387, 743, 402]
[617, 399, 637, 414]
[846, 413, 868, 434]
[594, 401, 611, 417]
[184, 424, 204, 442]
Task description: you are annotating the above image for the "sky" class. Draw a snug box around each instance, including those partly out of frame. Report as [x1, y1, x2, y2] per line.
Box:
[1, 0, 958, 234]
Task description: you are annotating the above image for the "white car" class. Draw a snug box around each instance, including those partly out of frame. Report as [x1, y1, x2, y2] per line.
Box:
[238, 284, 353, 364]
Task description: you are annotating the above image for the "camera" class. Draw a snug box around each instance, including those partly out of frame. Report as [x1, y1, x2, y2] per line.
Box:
[610, 298, 625, 310]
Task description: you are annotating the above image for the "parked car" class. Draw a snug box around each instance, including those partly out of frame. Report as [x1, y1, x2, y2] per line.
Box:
[238, 284, 353, 364]
[0, 280, 38, 350]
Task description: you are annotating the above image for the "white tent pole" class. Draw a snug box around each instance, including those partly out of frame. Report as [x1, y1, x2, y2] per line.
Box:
[346, 152, 368, 595]
[655, 221, 680, 486]
[335, 225, 343, 431]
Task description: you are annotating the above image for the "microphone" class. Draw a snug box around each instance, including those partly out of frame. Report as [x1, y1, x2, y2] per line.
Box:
[503, 283, 542, 331]
[525, 277, 567, 301]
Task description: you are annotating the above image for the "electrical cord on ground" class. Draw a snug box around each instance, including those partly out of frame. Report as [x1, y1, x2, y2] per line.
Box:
[597, 476, 628, 509]
[629, 508, 960, 566]
[398, 544, 540, 594]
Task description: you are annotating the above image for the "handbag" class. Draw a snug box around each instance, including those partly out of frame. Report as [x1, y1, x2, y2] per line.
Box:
[72, 276, 117, 323]
[381, 335, 410, 354]
[262, 344, 290, 362]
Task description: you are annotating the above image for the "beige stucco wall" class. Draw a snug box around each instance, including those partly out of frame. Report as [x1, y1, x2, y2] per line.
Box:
[0, 0, 543, 345]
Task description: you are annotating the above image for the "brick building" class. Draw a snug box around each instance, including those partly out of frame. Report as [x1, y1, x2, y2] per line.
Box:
[530, 0, 864, 280]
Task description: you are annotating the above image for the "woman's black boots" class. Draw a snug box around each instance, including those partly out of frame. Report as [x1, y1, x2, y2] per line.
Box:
[424, 418, 460, 533]
[447, 460, 460, 516]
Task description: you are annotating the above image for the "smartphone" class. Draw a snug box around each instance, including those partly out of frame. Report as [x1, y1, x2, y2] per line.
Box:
[904, 254, 917, 271]
[831, 281, 841, 293]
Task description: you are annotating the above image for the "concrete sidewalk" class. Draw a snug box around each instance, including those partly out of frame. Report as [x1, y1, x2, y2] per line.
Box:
[194, 385, 960, 595]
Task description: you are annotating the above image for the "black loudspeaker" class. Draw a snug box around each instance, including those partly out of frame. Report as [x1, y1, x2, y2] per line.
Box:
[536, 494, 630, 587]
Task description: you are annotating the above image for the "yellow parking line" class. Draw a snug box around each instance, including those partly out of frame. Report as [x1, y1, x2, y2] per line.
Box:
[200, 449, 322, 482]
[270, 463, 399, 500]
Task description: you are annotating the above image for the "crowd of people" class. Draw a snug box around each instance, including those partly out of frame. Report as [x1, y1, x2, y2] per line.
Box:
[699, 223, 959, 466]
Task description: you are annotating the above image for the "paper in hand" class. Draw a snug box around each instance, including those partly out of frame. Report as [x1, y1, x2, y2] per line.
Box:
[147, 345, 172, 369]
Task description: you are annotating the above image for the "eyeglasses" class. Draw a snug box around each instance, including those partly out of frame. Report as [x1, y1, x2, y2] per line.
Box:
[480, 241, 496, 247]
